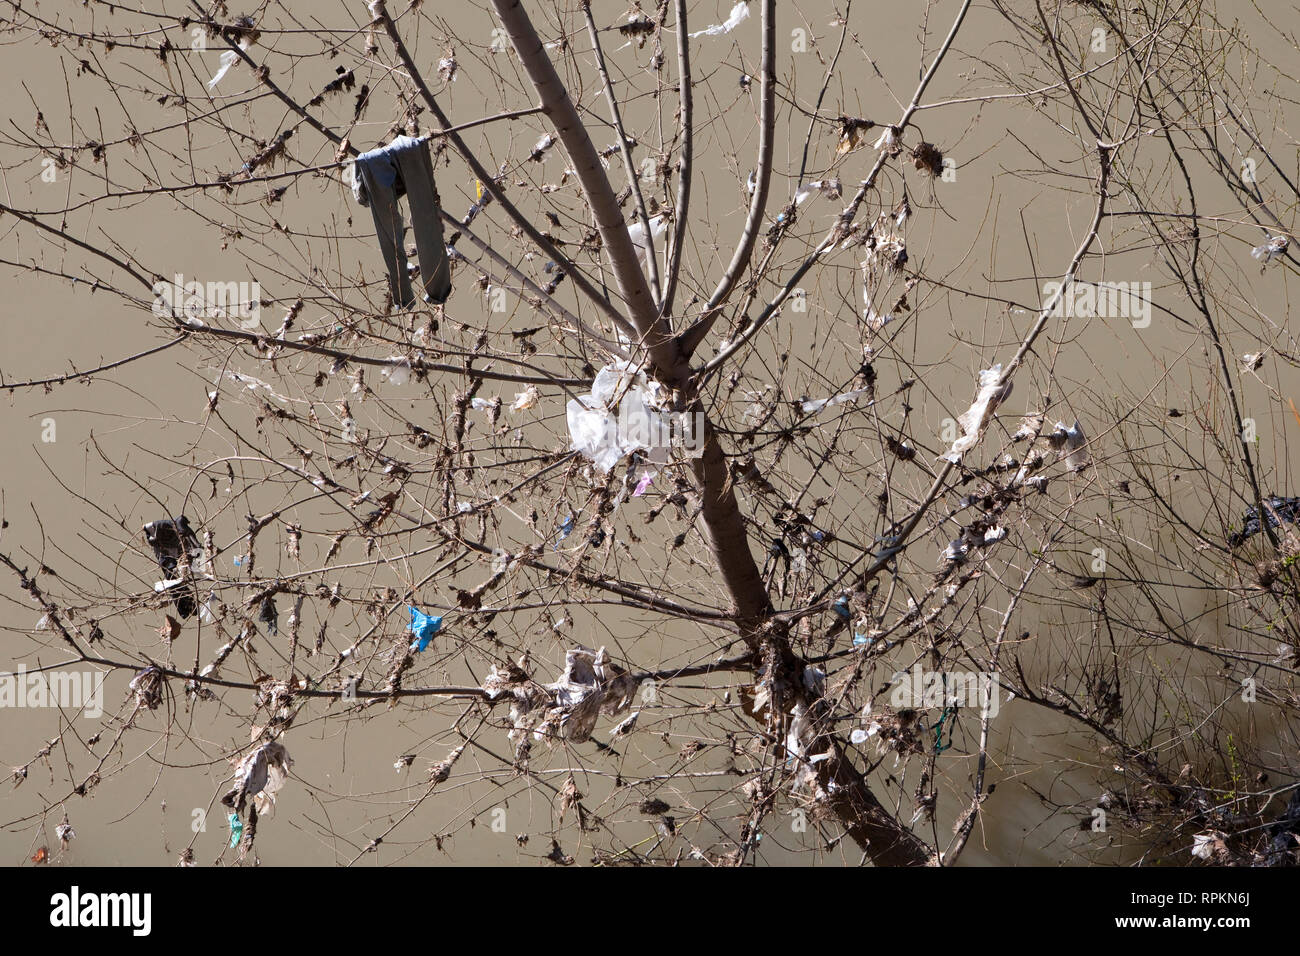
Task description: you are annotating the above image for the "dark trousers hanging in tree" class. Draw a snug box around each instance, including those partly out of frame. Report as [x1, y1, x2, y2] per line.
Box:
[352, 135, 453, 308]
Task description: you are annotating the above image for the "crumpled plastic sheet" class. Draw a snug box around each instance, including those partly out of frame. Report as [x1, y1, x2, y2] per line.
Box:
[944, 364, 1013, 462]
[690, 1, 750, 38]
[209, 40, 254, 90]
[484, 646, 638, 748]
[785, 666, 830, 791]
[143, 516, 202, 618]
[128, 666, 164, 710]
[567, 361, 702, 473]
[1228, 494, 1300, 548]
[1048, 419, 1089, 472]
[800, 387, 872, 416]
[1252, 235, 1288, 264]
[627, 214, 668, 267]
[222, 740, 292, 817]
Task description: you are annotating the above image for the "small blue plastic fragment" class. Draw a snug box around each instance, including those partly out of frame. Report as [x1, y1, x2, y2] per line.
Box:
[555, 514, 575, 550]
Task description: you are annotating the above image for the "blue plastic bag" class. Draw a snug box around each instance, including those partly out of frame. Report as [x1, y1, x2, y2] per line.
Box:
[407, 605, 443, 652]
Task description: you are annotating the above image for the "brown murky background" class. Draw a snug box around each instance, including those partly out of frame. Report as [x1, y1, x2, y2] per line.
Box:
[1, 0, 1296, 865]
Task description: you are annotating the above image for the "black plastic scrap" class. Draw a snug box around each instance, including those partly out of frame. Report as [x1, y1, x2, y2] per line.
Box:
[351, 135, 452, 308]
[143, 516, 201, 618]
[1227, 495, 1300, 548]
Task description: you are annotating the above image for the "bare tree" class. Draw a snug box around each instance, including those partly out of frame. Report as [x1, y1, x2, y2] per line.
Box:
[1, 0, 1297, 867]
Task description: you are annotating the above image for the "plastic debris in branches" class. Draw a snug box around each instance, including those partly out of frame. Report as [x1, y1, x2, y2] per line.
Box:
[1228, 494, 1300, 547]
[208, 18, 259, 89]
[690, 2, 750, 38]
[511, 386, 540, 411]
[1047, 419, 1090, 472]
[566, 361, 704, 473]
[794, 178, 842, 206]
[555, 514, 576, 549]
[1252, 234, 1289, 265]
[800, 387, 872, 416]
[627, 214, 668, 269]
[143, 516, 201, 618]
[222, 739, 293, 818]
[483, 646, 638, 749]
[943, 364, 1013, 462]
[633, 471, 655, 497]
[406, 605, 443, 652]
